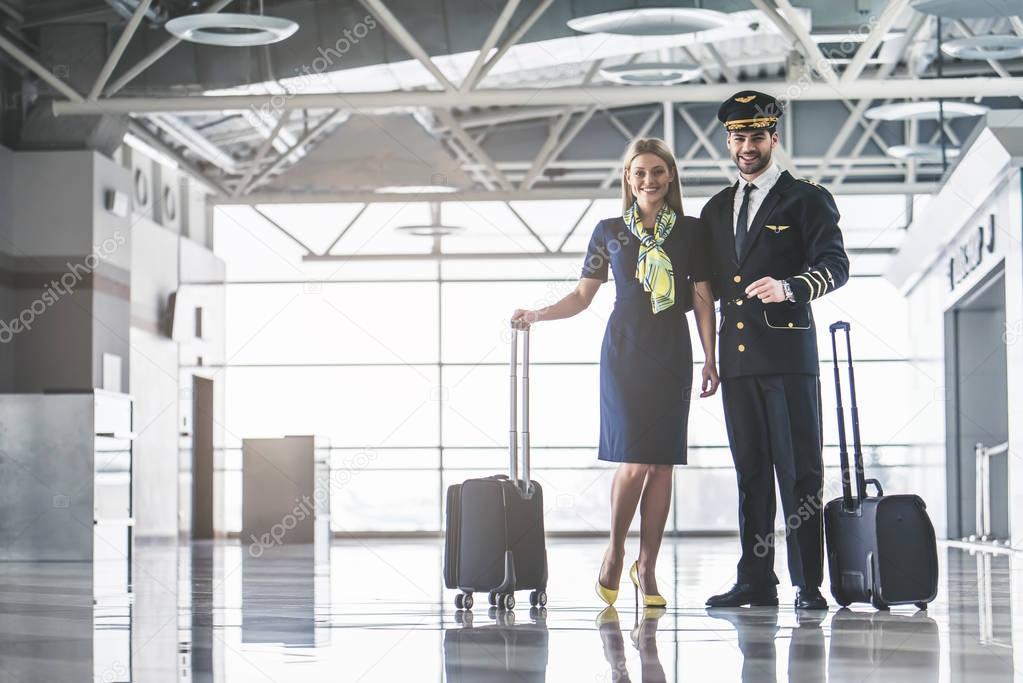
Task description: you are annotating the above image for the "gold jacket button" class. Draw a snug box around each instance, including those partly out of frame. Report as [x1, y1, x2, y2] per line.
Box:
[735, 298, 743, 306]
[733, 275, 742, 283]
[736, 322, 744, 330]
[738, 344, 746, 353]
[788, 322, 794, 328]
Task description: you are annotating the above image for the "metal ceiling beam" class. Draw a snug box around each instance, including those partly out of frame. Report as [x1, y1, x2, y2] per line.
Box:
[522, 106, 597, 190]
[469, 0, 555, 90]
[148, 114, 241, 174]
[676, 105, 733, 178]
[88, 0, 151, 100]
[233, 110, 292, 196]
[840, 0, 912, 84]
[300, 246, 896, 263]
[104, 0, 236, 96]
[813, 11, 926, 182]
[52, 78, 1023, 114]
[772, 0, 841, 85]
[460, 0, 520, 93]
[358, 0, 456, 92]
[0, 1, 23, 24]
[952, 19, 1023, 104]
[434, 109, 513, 191]
[241, 109, 345, 194]
[212, 182, 938, 207]
[126, 120, 230, 196]
[0, 32, 83, 101]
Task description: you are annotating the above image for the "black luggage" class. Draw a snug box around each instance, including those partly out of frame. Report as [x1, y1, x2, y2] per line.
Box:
[443, 322, 548, 611]
[823, 321, 939, 610]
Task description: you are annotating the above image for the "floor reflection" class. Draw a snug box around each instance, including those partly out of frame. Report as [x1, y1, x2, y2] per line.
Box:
[444, 606, 549, 680]
[828, 608, 939, 681]
[0, 538, 1018, 681]
[596, 606, 668, 683]
[706, 607, 826, 682]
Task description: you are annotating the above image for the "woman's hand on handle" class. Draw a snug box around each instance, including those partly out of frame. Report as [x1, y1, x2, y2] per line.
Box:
[510, 308, 539, 329]
[510, 278, 602, 329]
[700, 362, 720, 398]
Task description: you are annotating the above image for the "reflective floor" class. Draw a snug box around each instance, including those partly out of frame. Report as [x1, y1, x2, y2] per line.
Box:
[0, 538, 1019, 681]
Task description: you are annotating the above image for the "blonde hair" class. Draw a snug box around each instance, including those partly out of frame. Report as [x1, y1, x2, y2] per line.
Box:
[621, 137, 684, 216]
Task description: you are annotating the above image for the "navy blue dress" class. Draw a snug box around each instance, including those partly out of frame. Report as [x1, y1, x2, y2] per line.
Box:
[581, 215, 712, 465]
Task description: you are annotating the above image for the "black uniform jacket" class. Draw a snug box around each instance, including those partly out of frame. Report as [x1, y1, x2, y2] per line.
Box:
[700, 170, 850, 378]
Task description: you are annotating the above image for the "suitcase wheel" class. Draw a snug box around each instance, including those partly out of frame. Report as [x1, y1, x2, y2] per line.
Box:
[454, 592, 474, 610]
[915, 601, 929, 611]
[529, 590, 547, 607]
[488, 591, 498, 606]
[870, 592, 889, 611]
[454, 609, 473, 627]
[833, 589, 851, 608]
[496, 593, 515, 610]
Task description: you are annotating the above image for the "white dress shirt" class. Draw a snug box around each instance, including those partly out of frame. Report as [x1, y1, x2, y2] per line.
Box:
[732, 160, 782, 234]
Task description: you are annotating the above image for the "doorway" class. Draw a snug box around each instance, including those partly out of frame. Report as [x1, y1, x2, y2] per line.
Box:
[191, 375, 215, 539]
[945, 267, 1009, 541]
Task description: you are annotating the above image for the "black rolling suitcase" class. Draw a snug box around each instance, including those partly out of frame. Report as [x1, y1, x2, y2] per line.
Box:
[443, 322, 548, 611]
[823, 321, 938, 610]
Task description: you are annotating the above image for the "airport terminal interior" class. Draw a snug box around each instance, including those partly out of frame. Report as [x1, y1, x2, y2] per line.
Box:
[0, 0, 1022, 680]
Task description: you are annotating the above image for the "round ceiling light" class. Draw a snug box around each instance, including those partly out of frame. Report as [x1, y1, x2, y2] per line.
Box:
[941, 35, 1023, 61]
[864, 101, 988, 121]
[567, 8, 732, 36]
[395, 224, 465, 238]
[165, 13, 299, 47]
[887, 144, 962, 161]
[600, 62, 703, 85]
[910, 0, 1023, 19]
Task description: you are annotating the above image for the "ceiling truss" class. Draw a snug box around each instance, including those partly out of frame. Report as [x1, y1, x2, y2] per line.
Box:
[0, 0, 1015, 203]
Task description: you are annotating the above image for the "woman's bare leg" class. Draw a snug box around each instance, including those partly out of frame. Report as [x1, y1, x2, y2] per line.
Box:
[637, 465, 674, 595]
[599, 463, 649, 589]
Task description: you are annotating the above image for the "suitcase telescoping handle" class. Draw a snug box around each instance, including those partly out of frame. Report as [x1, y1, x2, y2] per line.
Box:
[509, 320, 532, 494]
[829, 321, 883, 510]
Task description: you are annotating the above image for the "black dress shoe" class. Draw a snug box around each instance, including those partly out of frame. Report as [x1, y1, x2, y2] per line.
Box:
[794, 588, 828, 610]
[706, 583, 779, 608]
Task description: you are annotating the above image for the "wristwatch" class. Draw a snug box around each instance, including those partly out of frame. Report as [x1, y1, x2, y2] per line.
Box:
[781, 280, 795, 302]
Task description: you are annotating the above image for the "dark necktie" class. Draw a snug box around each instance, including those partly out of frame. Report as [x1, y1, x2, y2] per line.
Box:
[735, 182, 755, 259]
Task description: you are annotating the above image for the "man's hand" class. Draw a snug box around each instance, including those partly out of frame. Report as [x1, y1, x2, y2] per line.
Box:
[745, 277, 786, 303]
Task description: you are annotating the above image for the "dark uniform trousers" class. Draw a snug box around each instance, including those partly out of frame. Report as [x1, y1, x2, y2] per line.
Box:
[701, 170, 850, 590]
[722, 374, 824, 588]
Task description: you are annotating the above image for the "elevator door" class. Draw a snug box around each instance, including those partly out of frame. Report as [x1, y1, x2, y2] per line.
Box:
[945, 269, 1009, 540]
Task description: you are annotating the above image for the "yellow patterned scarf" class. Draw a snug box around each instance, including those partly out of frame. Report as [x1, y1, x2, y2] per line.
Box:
[623, 201, 676, 313]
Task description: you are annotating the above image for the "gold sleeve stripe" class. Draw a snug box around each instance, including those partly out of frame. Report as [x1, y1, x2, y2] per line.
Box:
[810, 270, 829, 296]
[795, 274, 816, 299]
[805, 272, 823, 299]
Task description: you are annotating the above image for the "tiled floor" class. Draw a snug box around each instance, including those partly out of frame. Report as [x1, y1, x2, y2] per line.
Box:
[0, 538, 1018, 681]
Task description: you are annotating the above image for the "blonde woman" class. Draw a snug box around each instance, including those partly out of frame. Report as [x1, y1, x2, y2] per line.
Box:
[511, 138, 719, 607]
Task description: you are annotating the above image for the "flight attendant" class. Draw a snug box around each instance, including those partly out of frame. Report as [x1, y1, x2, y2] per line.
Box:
[511, 137, 719, 608]
[701, 91, 850, 610]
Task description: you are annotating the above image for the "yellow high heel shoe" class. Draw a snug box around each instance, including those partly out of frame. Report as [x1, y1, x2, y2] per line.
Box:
[595, 579, 619, 606]
[629, 561, 667, 608]
[595, 558, 620, 606]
